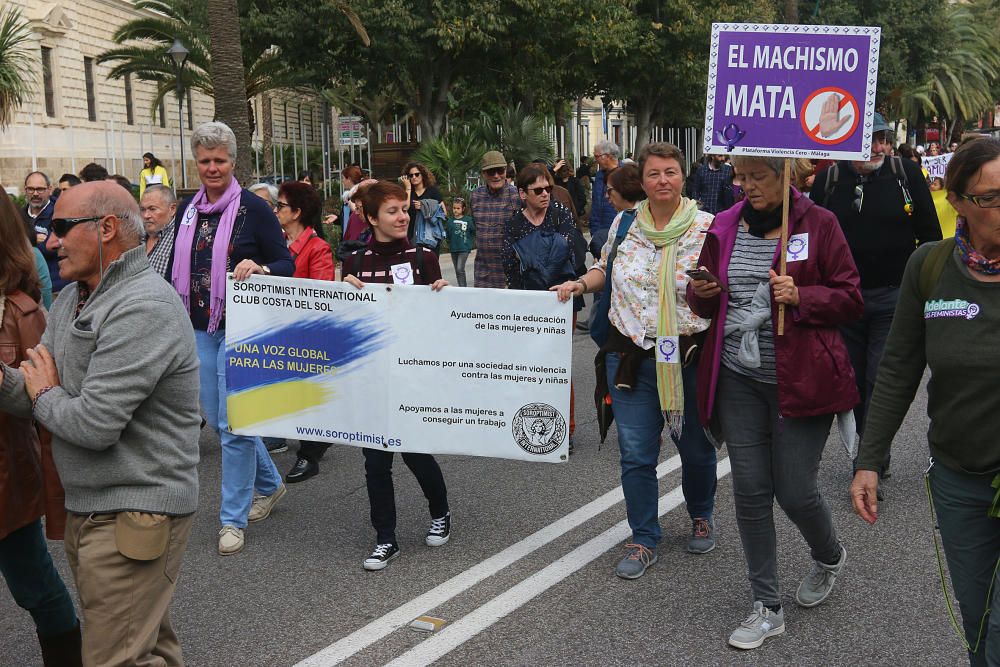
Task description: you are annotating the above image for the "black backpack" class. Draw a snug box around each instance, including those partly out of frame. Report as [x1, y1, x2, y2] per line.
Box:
[820, 156, 913, 214]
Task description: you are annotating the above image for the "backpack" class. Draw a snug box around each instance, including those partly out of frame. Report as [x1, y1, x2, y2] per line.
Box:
[821, 156, 913, 216]
[918, 237, 957, 302]
[589, 210, 637, 347]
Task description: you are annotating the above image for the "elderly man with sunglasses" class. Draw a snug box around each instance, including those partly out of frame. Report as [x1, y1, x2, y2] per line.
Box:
[0, 181, 200, 665]
[811, 113, 941, 481]
[472, 150, 523, 288]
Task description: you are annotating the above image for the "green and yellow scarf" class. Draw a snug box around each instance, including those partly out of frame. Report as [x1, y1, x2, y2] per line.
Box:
[634, 197, 699, 428]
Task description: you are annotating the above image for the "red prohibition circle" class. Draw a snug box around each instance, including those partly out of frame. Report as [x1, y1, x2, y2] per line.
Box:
[800, 87, 860, 146]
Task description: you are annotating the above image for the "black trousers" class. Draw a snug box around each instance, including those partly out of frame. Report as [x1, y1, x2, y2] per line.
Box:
[362, 448, 449, 544]
[297, 440, 331, 464]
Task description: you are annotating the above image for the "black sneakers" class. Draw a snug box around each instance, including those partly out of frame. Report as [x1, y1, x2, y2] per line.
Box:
[363, 543, 400, 571]
[425, 512, 451, 546]
[285, 457, 318, 484]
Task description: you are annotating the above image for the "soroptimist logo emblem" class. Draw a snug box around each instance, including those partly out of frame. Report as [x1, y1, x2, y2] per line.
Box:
[511, 403, 566, 455]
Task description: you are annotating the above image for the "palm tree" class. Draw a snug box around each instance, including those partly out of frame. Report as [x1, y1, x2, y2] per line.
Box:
[894, 3, 1000, 138]
[0, 7, 36, 128]
[411, 128, 486, 196]
[474, 105, 554, 171]
[207, 0, 253, 182]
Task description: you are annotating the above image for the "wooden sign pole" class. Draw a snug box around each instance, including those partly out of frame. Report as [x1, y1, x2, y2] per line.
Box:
[777, 158, 791, 336]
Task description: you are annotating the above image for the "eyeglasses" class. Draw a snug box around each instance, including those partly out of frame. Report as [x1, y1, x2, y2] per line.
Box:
[274, 201, 291, 211]
[484, 167, 506, 177]
[51, 215, 103, 237]
[853, 185, 864, 213]
[526, 185, 553, 196]
[407, 172, 421, 179]
[25, 186, 49, 194]
[958, 191, 1000, 209]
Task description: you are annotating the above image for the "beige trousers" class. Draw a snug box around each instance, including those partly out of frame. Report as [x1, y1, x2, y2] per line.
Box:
[63, 512, 194, 667]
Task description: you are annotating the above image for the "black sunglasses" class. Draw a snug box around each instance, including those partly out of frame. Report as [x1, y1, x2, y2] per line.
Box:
[407, 172, 422, 179]
[274, 201, 292, 211]
[51, 215, 103, 237]
[526, 185, 553, 196]
[484, 167, 506, 176]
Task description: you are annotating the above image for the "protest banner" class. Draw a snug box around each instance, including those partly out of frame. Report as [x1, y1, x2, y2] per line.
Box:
[224, 276, 573, 463]
[922, 152, 953, 180]
[703, 23, 881, 161]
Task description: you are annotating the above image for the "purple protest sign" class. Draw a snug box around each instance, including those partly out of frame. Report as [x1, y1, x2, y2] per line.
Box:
[703, 24, 881, 161]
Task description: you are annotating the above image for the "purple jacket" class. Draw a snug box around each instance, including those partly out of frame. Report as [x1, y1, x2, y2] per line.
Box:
[687, 190, 863, 425]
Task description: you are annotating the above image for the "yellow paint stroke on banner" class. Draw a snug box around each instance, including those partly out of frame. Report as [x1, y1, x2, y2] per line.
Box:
[227, 378, 333, 430]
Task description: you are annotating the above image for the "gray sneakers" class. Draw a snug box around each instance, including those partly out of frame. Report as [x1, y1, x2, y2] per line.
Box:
[687, 517, 716, 554]
[728, 601, 785, 650]
[615, 543, 657, 579]
[796, 543, 847, 608]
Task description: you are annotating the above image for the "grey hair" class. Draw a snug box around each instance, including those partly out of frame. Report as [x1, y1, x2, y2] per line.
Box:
[730, 155, 785, 176]
[248, 182, 278, 203]
[142, 184, 177, 206]
[77, 189, 145, 249]
[190, 121, 237, 161]
[594, 140, 621, 159]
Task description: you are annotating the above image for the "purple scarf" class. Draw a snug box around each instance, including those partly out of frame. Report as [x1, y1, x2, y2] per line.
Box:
[171, 177, 242, 332]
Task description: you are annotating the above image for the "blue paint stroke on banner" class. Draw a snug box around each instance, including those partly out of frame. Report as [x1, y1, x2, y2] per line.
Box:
[226, 315, 389, 393]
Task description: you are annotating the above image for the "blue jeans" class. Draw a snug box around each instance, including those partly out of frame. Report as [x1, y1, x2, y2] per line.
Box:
[0, 520, 78, 637]
[607, 354, 718, 549]
[929, 460, 1000, 667]
[196, 329, 282, 528]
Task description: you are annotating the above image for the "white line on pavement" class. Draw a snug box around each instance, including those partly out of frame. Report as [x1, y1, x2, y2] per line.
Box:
[293, 454, 685, 667]
[386, 457, 732, 667]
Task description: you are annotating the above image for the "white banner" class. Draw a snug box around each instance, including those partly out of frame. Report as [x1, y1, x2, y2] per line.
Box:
[224, 276, 573, 463]
[921, 152, 953, 180]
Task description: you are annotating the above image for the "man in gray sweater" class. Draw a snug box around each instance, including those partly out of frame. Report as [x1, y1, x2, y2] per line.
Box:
[0, 181, 201, 665]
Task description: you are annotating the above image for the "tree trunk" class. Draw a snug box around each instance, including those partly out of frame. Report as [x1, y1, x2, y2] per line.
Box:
[207, 0, 253, 183]
[632, 100, 655, 155]
[262, 92, 274, 175]
[784, 0, 799, 23]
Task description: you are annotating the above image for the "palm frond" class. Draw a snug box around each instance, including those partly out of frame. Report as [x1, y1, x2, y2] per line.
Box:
[0, 7, 37, 127]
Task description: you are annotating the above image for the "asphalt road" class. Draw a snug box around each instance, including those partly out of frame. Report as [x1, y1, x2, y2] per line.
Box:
[0, 255, 968, 666]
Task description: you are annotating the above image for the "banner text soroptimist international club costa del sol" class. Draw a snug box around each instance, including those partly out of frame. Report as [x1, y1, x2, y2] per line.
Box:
[224, 276, 573, 463]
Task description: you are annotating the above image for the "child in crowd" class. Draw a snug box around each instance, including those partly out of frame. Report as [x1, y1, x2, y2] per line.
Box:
[445, 197, 476, 287]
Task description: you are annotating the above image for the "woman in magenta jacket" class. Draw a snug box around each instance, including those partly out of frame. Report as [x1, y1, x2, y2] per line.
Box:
[687, 155, 862, 651]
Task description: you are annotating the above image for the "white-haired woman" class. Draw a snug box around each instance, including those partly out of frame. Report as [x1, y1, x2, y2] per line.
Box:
[169, 122, 294, 556]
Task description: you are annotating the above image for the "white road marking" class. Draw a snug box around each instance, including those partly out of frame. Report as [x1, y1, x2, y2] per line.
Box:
[293, 454, 685, 666]
[386, 458, 732, 667]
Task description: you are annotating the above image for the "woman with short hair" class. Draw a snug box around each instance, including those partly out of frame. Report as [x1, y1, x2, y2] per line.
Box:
[342, 181, 452, 571]
[606, 163, 646, 212]
[689, 154, 863, 650]
[852, 137, 1000, 666]
[274, 181, 336, 483]
[553, 143, 719, 578]
[170, 121, 294, 556]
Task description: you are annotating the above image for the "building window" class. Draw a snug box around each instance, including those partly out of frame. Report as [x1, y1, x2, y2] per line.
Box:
[187, 89, 193, 130]
[124, 74, 134, 125]
[41, 47, 56, 117]
[83, 57, 97, 121]
[159, 98, 166, 128]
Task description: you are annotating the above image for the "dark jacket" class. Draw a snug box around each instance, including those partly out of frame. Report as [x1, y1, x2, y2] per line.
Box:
[0, 291, 65, 540]
[687, 191, 863, 424]
[811, 157, 941, 289]
[23, 200, 68, 292]
[168, 188, 294, 279]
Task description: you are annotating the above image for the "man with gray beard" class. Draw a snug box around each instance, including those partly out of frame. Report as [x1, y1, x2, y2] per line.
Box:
[811, 113, 940, 478]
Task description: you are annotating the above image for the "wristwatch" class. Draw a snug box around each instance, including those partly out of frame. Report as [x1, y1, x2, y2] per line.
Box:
[261, 265, 271, 275]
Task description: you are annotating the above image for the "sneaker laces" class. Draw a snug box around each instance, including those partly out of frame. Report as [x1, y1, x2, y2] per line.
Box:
[429, 515, 448, 534]
[740, 606, 766, 628]
[623, 543, 653, 564]
[806, 550, 843, 585]
[370, 543, 394, 558]
[693, 518, 711, 538]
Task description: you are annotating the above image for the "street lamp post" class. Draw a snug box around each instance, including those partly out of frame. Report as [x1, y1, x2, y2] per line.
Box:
[167, 38, 189, 188]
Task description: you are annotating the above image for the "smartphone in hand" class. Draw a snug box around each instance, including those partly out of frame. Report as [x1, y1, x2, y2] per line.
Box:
[686, 268, 730, 292]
